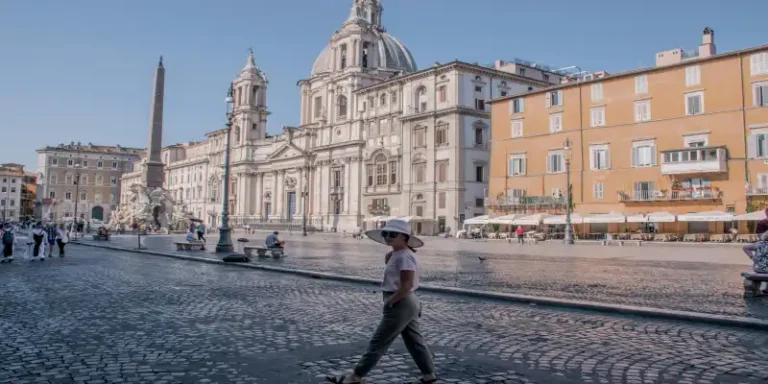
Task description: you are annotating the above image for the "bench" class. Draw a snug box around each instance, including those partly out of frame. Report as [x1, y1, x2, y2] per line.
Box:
[174, 241, 204, 251]
[601, 240, 642, 246]
[91, 234, 110, 241]
[243, 246, 283, 259]
[741, 272, 768, 298]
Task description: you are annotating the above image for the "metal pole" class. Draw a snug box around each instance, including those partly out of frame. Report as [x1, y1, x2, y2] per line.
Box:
[216, 85, 234, 253]
[564, 158, 574, 245]
[73, 172, 80, 240]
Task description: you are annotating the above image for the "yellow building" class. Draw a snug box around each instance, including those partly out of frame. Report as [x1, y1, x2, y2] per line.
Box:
[488, 28, 768, 234]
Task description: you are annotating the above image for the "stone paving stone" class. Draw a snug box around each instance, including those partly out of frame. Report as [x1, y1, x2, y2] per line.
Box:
[0, 246, 767, 383]
[93, 233, 768, 320]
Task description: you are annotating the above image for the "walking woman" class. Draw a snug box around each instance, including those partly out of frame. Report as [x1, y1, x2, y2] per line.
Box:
[327, 219, 437, 384]
[31, 223, 47, 260]
[56, 223, 69, 257]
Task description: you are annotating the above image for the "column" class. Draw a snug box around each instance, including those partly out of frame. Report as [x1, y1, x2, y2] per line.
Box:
[271, 171, 278, 216]
[297, 167, 304, 218]
[344, 159, 350, 214]
[254, 173, 262, 218]
[276, 171, 285, 218]
[321, 165, 330, 215]
[312, 165, 321, 217]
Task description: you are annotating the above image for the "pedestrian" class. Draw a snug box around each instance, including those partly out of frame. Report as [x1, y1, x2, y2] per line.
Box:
[1, 224, 15, 263]
[31, 223, 47, 260]
[45, 223, 58, 258]
[56, 223, 69, 257]
[327, 219, 437, 384]
[196, 222, 206, 242]
[515, 225, 525, 244]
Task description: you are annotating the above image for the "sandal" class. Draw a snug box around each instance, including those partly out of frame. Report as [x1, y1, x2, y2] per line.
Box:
[326, 375, 361, 384]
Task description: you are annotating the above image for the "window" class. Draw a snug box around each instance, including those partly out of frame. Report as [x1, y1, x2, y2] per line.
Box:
[635, 75, 648, 94]
[438, 86, 447, 102]
[435, 124, 448, 146]
[49, 173, 57, 183]
[590, 145, 610, 170]
[684, 134, 708, 148]
[436, 162, 448, 182]
[96, 175, 103, 185]
[475, 165, 484, 182]
[685, 92, 704, 115]
[749, 133, 768, 158]
[590, 107, 605, 127]
[313, 97, 322, 119]
[754, 82, 768, 106]
[389, 161, 397, 184]
[391, 92, 397, 104]
[593, 182, 604, 199]
[65, 192, 72, 200]
[632, 141, 657, 167]
[507, 155, 526, 176]
[83, 160, 88, 167]
[751, 52, 768, 76]
[375, 156, 388, 186]
[380, 94, 387, 106]
[591, 83, 603, 101]
[546, 90, 562, 107]
[416, 86, 427, 112]
[0, 187, 4, 192]
[11, 178, 15, 184]
[97, 161, 103, 169]
[80, 191, 87, 201]
[438, 192, 446, 209]
[413, 128, 426, 147]
[634, 100, 651, 122]
[474, 198, 484, 208]
[337, 95, 348, 119]
[110, 194, 116, 203]
[474, 86, 482, 92]
[110, 161, 117, 169]
[474, 128, 484, 145]
[512, 119, 523, 138]
[65, 174, 73, 185]
[685, 65, 701, 87]
[475, 98, 485, 110]
[340, 44, 347, 69]
[549, 113, 562, 133]
[67, 159, 73, 167]
[49, 191, 55, 199]
[9, 200, 14, 207]
[518, 68, 526, 76]
[543, 74, 550, 82]
[332, 169, 342, 188]
[546, 151, 564, 174]
[414, 163, 426, 183]
[110, 176, 117, 185]
[50, 158, 58, 165]
[10, 187, 15, 193]
[552, 188, 563, 199]
[510, 98, 525, 114]
[500, 91, 507, 97]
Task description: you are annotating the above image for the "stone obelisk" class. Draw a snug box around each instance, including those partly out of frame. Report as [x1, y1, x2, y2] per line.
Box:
[142, 56, 165, 188]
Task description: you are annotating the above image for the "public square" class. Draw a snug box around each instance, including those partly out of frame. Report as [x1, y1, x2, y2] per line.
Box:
[1, 243, 767, 383]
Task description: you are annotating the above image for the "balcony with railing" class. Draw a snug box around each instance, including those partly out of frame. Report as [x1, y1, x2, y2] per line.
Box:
[367, 204, 390, 215]
[619, 188, 722, 202]
[748, 187, 768, 196]
[660, 146, 727, 175]
[485, 195, 567, 213]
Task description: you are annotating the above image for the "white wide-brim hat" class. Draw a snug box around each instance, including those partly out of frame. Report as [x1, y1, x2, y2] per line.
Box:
[365, 219, 424, 249]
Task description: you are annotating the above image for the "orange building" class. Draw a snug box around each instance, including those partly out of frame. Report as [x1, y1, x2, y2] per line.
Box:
[488, 28, 768, 234]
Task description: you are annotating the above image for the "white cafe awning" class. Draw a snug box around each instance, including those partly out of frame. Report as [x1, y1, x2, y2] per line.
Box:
[543, 214, 584, 225]
[677, 211, 733, 222]
[626, 211, 677, 223]
[464, 215, 490, 225]
[488, 214, 521, 225]
[733, 210, 767, 221]
[584, 212, 627, 224]
[512, 213, 551, 225]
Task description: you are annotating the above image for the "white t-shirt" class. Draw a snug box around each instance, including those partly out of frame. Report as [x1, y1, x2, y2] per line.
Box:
[382, 249, 419, 292]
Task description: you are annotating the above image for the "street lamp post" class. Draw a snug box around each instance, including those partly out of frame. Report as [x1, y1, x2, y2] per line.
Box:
[216, 83, 235, 253]
[72, 165, 82, 240]
[563, 137, 574, 245]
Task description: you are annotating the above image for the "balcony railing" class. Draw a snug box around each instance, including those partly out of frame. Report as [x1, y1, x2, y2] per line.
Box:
[748, 187, 768, 196]
[660, 146, 727, 175]
[368, 205, 390, 215]
[485, 196, 565, 208]
[619, 189, 722, 202]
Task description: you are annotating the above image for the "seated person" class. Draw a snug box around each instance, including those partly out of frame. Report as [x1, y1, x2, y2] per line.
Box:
[265, 231, 284, 249]
[185, 229, 197, 242]
[97, 226, 108, 236]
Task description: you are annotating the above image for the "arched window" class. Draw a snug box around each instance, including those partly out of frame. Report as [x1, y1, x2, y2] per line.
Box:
[375, 154, 388, 186]
[234, 126, 241, 142]
[65, 173, 73, 185]
[252, 86, 258, 106]
[338, 95, 348, 119]
[380, 94, 387, 106]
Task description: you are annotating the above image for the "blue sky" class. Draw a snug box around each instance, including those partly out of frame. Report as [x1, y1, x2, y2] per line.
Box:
[1, 0, 766, 170]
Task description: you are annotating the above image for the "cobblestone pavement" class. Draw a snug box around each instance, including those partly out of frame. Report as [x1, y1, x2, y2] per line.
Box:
[89, 233, 768, 320]
[2, 246, 767, 383]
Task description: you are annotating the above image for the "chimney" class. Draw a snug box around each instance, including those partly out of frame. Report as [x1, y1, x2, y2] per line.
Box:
[698, 27, 716, 58]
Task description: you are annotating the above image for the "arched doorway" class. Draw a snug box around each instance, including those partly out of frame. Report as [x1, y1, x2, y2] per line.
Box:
[91, 206, 104, 221]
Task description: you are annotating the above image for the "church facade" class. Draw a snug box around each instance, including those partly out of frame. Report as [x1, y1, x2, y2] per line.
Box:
[121, 0, 557, 234]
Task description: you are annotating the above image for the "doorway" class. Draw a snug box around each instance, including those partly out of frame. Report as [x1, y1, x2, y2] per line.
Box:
[91, 206, 104, 221]
[286, 192, 296, 219]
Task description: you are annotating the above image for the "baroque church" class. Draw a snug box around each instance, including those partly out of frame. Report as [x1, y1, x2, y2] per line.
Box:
[121, 0, 557, 234]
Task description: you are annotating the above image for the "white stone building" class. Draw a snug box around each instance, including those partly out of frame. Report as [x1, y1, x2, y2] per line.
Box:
[36, 143, 144, 222]
[122, 0, 558, 234]
[0, 165, 24, 221]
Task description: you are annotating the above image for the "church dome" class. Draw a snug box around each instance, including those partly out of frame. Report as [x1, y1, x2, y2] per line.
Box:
[310, 31, 417, 77]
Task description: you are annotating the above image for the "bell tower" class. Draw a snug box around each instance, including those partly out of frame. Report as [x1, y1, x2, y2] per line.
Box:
[232, 49, 269, 144]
